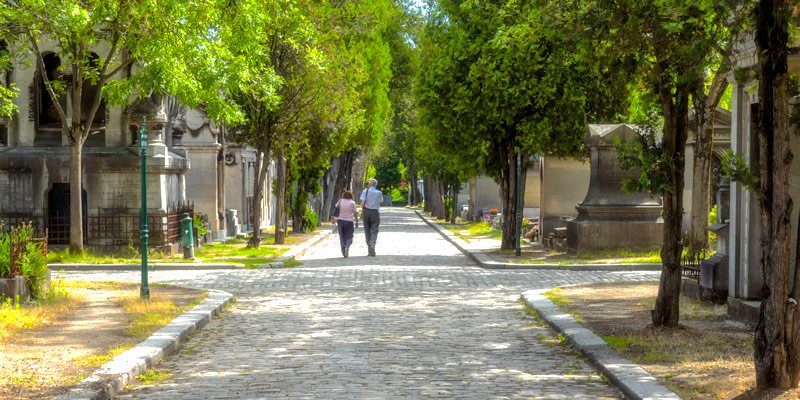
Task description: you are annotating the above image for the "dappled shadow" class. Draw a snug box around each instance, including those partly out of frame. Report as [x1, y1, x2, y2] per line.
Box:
[118, 287, 621, 399]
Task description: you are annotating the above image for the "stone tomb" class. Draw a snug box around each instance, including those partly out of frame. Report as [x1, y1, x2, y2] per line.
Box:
[566, 124, 663, 253]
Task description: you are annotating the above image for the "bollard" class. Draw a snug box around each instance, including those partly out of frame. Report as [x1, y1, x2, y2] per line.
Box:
[181, 213, 195, 260]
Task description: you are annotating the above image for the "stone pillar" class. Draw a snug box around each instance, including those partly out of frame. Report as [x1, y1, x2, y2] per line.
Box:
[566, 124, 663, 253]
[728, 83, 764, 300]
[182, 108, 224, 240]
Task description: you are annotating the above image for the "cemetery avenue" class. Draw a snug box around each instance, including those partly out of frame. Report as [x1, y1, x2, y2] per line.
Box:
[59, 208, 658, 399]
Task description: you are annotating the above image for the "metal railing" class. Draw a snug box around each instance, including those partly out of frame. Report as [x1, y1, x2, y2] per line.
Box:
[681, 250, 708, 282]
[0, 203, 193, 247]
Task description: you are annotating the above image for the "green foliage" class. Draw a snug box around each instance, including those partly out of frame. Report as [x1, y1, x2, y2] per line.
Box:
[709, 204, 718, 225]
[0, 223, 48, 299]
[302, 208, 318, 233]
[615, 127, 672, 195]
[0, 42, 16, 118]
[389, 188, 405, 202]
[415, 0, 630, 247]
[0, 225, 8, 279]
[721, 149, 760, 194]
[193, 214, 207, 238]
[366, 165, 377, 181]
[708, 204, 718, 244]
[19, 241, 47, 300]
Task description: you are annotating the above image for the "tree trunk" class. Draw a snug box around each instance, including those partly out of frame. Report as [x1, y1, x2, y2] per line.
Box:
[292, 179, 305, 233]
[499, 140, 526, 250]
[652, 90, 690, 328]
[443, 184, 451, 221]
[248, 142, 270, 248]
[409, 164, 421, 206]
[216, 132, 226, 236]
[320, 157, 339, 221]
[753, 0, 800, 388]
[423, 178, 432, 212]
[69, 139, 84, 252]
[274, 138, 288, 244]
[427, 179, 445, 219]
[688, 68, 730, 253]
[451, 182, 458, 224]
[328, 149, 356, 219]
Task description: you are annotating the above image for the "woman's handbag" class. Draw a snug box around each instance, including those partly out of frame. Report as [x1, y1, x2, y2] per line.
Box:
[332, 201, 340, 218]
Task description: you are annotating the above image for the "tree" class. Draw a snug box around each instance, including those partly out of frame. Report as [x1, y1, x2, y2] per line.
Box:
[320, 0, 396, 221]
[688, 62, 731, 254]
[0, 0, 242, 252]
[416, 0, 626, 249]
[221, 0, 317, 246]
[751, 0, 800, 389]
[0, 41, 15, 118]
[378, 1, 423, 206]
[586, 0, 740, 327]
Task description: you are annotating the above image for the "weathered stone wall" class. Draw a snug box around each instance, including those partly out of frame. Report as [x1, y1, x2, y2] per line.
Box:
[540, 157, 590, 237]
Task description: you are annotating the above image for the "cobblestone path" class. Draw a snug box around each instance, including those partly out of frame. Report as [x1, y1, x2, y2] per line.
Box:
[66, 208, 658, 399]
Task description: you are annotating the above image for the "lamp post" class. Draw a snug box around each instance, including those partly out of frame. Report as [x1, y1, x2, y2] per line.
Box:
[514, 149, 522, 257]
[139, 117, 150, 300]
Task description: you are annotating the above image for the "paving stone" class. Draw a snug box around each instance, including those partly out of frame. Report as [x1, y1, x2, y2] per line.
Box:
[63, 208, 658, 399]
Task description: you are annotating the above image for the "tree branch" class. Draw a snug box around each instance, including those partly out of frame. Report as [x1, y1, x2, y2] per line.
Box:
[25, 30, 69, 131]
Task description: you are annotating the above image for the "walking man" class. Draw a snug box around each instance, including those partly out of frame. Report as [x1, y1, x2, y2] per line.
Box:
[360, 178, 383, 257]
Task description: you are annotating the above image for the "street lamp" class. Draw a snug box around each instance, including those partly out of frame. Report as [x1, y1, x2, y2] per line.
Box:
[139, 117, 150, 300]
[514, 148, 522, 257]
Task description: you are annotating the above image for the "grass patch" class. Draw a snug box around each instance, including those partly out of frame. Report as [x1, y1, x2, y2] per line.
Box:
[282, 259, 303, 268]
[444, 221, 503, 241]
[0, 279, 83, 341]
[543, 288, 572, 308]
[138, 369, 171, 385]
[48, 249, 138, 264]
[571, 249, 661, 264]
[509, 249, 662, 265]
[74, 344, 130, 367]
[601, 335, 632, 351]
[116, 291, 207, 340]
[194, 242, 287, 259]
[48, 238, 294, 268]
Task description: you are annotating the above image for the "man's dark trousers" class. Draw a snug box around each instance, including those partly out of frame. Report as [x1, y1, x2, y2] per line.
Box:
[363, 208, 380, 253]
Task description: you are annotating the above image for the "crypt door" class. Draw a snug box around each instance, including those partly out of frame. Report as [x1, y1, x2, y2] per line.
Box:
[47, 183, 87, 245]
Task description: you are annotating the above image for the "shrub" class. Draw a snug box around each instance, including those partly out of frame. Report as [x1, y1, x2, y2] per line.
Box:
[390, 187, 406, 202]
[0, 226, 9, 278]
[193, 214, 208, 238]
[303, 208, 318, 233]
[19, 241, 48, 299]
[709, 204, 718, 244]
[1, 223, 49, 299]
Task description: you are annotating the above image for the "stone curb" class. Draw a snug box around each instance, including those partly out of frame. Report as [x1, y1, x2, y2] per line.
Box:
[53, 289, 235, 400]
[414, 210, 662, 272]
[521, 289, 680, 400]
[49, 263, 245, 271]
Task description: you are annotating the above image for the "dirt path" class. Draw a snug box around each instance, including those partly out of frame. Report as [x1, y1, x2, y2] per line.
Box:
[0, 285, 200, 400]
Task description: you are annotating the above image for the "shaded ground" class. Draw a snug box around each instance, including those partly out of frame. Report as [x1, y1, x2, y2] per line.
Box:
[553, 282, 800, 400]
[0, 283, 203, 400]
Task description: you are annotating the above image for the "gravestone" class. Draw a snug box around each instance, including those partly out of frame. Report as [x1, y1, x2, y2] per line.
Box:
[566, 124, 663, 253]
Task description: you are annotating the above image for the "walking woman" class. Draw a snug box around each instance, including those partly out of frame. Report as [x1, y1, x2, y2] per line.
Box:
[334, 190, 358, 258]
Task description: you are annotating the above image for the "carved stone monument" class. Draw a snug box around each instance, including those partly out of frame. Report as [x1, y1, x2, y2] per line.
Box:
[566, 124, 663, 253]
